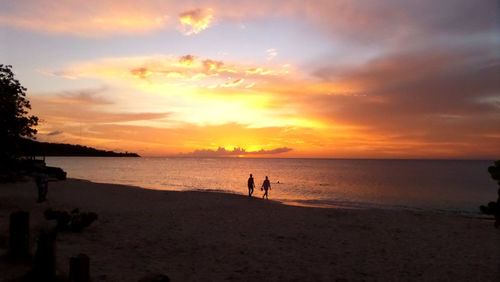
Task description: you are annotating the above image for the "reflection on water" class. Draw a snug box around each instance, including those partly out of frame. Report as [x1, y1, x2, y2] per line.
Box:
[45, 157, 494, 213]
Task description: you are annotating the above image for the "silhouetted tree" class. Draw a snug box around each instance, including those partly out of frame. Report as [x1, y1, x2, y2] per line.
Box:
[479, 160, 500, 228]
[0, 64, 38, 162]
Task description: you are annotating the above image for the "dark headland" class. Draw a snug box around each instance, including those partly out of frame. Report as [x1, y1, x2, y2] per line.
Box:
[17, 138, 140, 157]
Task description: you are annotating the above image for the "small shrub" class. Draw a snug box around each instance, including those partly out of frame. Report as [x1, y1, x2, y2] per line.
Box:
[479, 160, 500, 228]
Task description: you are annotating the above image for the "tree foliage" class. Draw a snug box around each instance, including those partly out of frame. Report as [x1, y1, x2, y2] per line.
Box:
[487, 160, 500, 185]
[0, 64, 39, 161]
[479, 160, 500, 228]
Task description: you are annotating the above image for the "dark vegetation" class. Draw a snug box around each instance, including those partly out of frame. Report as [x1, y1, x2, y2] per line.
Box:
[44, 208, 98, 232]
[479, 160, 500, 228]
[17, 138, 140, 157]
[0, 64, 38, 163]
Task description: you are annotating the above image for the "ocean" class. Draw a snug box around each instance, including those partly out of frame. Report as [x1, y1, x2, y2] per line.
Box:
[45, 157, 496, 214]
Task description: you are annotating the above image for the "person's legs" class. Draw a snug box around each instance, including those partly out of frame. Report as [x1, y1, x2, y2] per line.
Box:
[37, 184, 43, 202]
[42, 184, 48, 201]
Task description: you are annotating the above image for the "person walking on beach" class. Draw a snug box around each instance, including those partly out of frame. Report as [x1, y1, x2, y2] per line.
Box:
[261, 176, 271, 199]
[247, 174, 255, 197]
[36, 173, 49, 203]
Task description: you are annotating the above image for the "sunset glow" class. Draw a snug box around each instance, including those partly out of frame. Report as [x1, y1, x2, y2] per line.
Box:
[1, 0, 498, 158]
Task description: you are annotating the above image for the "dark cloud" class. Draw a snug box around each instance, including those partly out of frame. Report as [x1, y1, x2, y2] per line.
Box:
[179, 54, 195, 65]
[247, 147, 293, 155]
[303, 0, 498, 46]
[312, 44, 499, 118]
[47, 130, 63, 136]
[92, 112, 171, 123]
[55, 86, 112, 105]
[291, 43, 500, 157]
[178, 147, 292, 157]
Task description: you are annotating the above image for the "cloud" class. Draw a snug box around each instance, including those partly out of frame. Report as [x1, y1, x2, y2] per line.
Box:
[50, 54, 289, 91]
[266, 48, 277, 60]
[1, 0, 496, 44]
[179, 54, 195, 66]
[178, 146, 292, 157]
[220, 78, 244, 88]
[278, 44, 500, 157]
[201, 59, 224, 72]
[52, 87, 112, 105]
[37, 42, 500, 159]
[10, 1, 496, 158]
[179, 8, 214, 35]
[38, 69, 79, 80]
[245, 68, 275, 76]
[131, 67, 153, 79]
[0, 0, 170, 37]
[247, 147, 293, 155]
[312, 45, 499, 117]
[31, 90, 171, 124]
[46, 130, 63, 136]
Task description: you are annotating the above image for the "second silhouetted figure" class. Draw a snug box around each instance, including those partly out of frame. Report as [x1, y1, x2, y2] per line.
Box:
[261, 176, 271, 199]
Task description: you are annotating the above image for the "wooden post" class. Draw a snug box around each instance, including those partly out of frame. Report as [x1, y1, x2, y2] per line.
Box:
[33, 231, 57, 281]
[9, 211, 30, 259]
[69, 253, 90, 282]
[138, 273, 170, 282]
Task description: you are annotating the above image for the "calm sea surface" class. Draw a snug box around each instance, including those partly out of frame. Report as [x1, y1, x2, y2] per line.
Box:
[45, 157, 496, 214]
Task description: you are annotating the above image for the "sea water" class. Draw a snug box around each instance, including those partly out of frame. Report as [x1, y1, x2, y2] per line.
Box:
[45, 157, 496, 214]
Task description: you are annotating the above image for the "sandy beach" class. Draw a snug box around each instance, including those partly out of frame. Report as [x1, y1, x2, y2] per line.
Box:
[1, 179, 499, 281]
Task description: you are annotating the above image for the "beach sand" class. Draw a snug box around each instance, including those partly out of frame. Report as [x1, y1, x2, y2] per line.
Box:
[1, 179, 499, 281]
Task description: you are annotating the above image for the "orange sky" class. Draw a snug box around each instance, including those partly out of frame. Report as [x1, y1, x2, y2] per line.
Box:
[1, 0, 499, 158]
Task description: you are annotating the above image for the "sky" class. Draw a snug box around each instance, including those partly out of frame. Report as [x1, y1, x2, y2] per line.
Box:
[1, 0, 499, 158]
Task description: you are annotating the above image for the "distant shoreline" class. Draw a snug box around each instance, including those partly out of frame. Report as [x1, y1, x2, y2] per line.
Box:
[35, 154, 139, 157]
[48, 155, 495, 161]
[18, 139, 140, 157]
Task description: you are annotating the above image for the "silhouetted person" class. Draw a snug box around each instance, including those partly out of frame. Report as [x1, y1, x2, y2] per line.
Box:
[247, 174, 255, 197]
[36, 173, 49, 203]
[261, 176, 271, 199]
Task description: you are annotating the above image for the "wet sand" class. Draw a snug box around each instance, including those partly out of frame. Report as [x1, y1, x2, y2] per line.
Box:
[1, 179, 499, 281]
